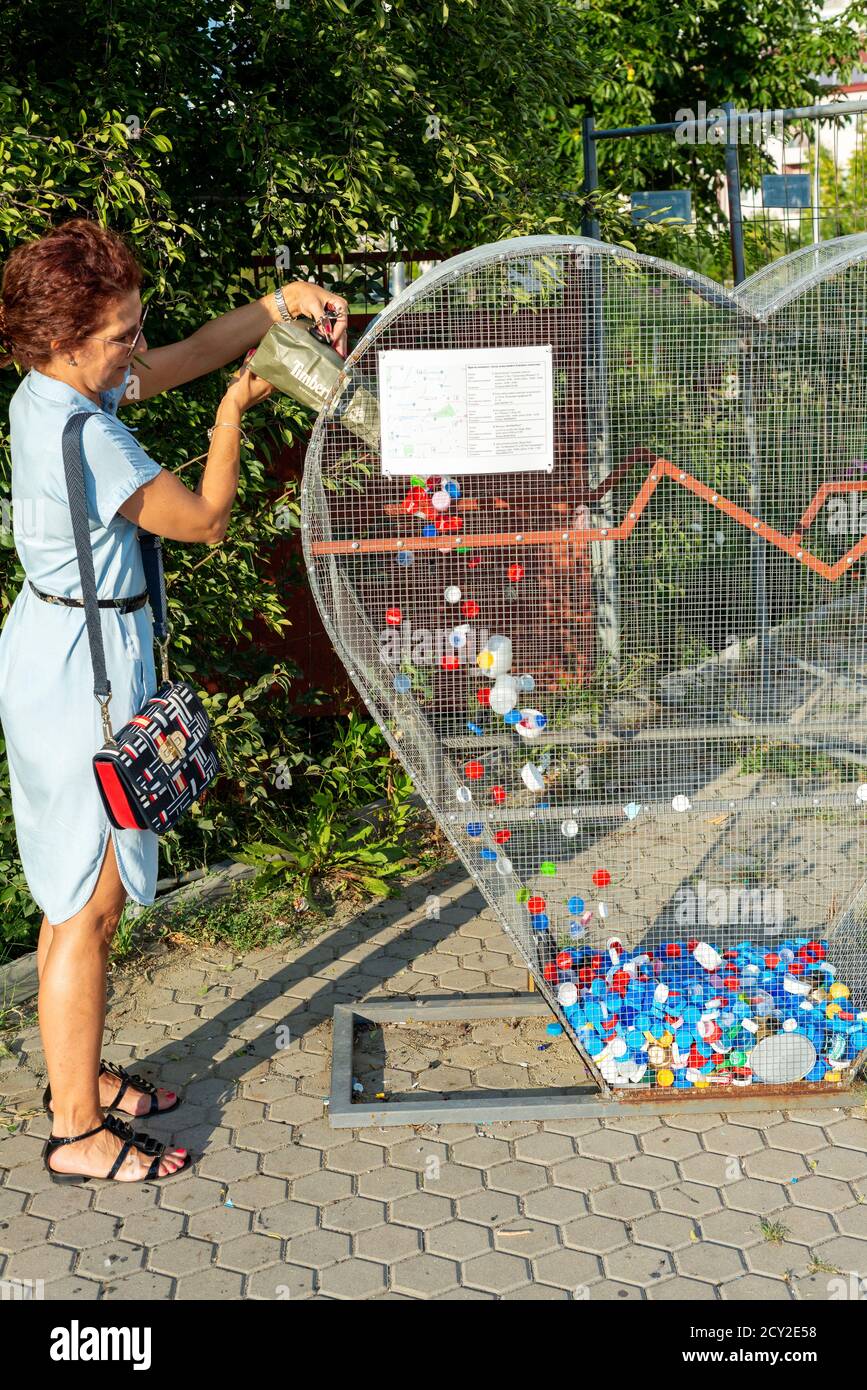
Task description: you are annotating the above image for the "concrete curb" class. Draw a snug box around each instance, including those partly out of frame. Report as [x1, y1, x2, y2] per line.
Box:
[0, 857, 257, 1011]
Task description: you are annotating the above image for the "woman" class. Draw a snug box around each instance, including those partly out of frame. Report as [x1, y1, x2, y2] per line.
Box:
[0, 218, 348, 1183]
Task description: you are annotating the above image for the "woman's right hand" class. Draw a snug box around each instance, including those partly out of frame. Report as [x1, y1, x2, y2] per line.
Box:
[222, 358, 275, 414]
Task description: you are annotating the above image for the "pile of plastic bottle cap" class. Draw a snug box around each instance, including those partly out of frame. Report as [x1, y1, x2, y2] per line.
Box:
[545, 935, 867, 1089]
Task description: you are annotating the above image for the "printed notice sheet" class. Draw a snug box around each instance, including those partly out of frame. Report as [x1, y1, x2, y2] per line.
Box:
[378, 345, 554, 476]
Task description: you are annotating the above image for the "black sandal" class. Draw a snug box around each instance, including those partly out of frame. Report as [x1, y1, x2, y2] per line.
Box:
[43, 1112, 193, 1185]
[42, 1058, 181, 1120]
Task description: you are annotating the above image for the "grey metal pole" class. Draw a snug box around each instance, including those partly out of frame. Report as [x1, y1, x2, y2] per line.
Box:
[723, 101, 746, 285]
[582, 114, 601, 240]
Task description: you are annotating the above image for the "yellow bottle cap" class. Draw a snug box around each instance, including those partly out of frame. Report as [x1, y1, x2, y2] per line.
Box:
[657, 1068, 675, 1087]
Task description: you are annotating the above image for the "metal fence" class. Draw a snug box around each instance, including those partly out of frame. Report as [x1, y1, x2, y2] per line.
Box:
[582, 97, 867, 285]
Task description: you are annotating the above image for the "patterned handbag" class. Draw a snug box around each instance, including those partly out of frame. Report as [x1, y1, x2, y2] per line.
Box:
[63, 411, 221, 834]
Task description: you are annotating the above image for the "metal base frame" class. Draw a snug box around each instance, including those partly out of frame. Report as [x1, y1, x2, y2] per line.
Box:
[329, 995, 863, 1128]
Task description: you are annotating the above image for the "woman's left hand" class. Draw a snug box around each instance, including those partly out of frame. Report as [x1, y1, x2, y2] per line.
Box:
[279, 281, 350, 359]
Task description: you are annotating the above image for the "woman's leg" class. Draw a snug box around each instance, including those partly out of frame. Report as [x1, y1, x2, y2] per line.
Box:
[39, 835, 187, 1180]
[36, 914, 54, 982]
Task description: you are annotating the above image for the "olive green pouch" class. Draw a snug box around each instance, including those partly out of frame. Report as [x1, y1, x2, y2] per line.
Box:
[250, 319, 380, 449]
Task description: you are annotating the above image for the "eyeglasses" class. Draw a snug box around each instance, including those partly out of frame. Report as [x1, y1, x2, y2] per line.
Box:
[84, 304, 150, 359]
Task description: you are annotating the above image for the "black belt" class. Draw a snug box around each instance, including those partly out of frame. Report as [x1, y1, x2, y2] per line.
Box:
[28, 579, 149, 613]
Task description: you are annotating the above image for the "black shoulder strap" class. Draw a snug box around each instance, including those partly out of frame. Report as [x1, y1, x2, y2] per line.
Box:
[61, 410, 169, 706]
[138, 530, 169, 642]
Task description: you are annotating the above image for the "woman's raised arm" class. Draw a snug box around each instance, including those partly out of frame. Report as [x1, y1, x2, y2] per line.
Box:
[122, 282, 349, 404]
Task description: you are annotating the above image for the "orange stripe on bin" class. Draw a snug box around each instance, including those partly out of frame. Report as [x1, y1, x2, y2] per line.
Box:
[309, 449, 867, 581]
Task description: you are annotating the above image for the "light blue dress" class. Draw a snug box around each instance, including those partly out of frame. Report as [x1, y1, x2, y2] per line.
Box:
[0, 366, 164, 924]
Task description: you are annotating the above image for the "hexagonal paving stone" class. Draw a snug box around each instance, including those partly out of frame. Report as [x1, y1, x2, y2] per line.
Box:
[679, 1152, 740, 1187]
[550, 1157, 615, 1192]
[292, 1170, 354, 1206]
[677, 1241, 746, 1283]
[704, 1123, 766, 1157]
[700, 1207, 764, 1247]
[640, 1128, 702, 1161]
[392, 1253, 460, 1297]
[658, 1182, 724, 1218]
[810, 1146, 867, 1182]
[462, 1251, 531, 1294]
[533, 1247, 601, 1290]
[724, 1179, 790, 1215]
[576, 1130, 639, 1162]
[493, 1219, 561, 1258]
[834, 1204, 867, 1239]
[487, 1160, 547, 1197]
[4, 1243, 75, 1284]
[513, 1131, 575, 1166]
[631, 1212, 697, 1251]
[286, 1229, 352, 1269]
[745, 1240, 812, 1280]
[765, 1121, 827, 1154]
[267, 1094, 326, 1126]
[217, 1232, 284, 1273]
[590, 1186, 654, 1220]
[779, 1205, 836, 1244]
[149, 1237, 215, 1277]
[261, 1145, 322, 1181]
[248, 1262, 316, 1300]
[605, 1244, 673, 1286]
[356, 1223, 422, 1264]
[0, 1214, 51, 1252]
[427, 1219, 493, 1261]
[457, 1190, 521, 1227]
[524, 1187, 589, 1224]
[391, 1191, 453, 1230]
[788, 1175, 854, 1212]
[743, 1149, 809, 1183]
[561, 1214, 629, 1254]
[234, 1120, 290, 1154]
[389, 1138, 450, 1173]
[616, 1155, 679, 1189]
[121, 1209, 186, 1247]
[356, 1164, 419, 1201]
[318, 1258, 388, 1299]
[321, 1196, 387, 1235]
[156, 1174, 228, 1216]
[830, 1117, 867, 1149]
[811, 1235, 867, 1274]
[325, 1141, 385, 1176]
[450, 1136, 511, 1170]
[187, 1204, 252, 1243]
[77, 1241, 146, 1282]
[421, 1163, 483, 1200]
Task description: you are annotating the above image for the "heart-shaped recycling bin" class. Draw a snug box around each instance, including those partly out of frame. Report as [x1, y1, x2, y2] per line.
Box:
[302, 233, 867, 1100]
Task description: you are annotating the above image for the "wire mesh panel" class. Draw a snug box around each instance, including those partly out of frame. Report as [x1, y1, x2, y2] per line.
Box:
[302, 233, 867, 1103]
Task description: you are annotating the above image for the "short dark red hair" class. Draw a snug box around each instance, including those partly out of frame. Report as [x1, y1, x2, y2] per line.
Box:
[0, 217, 142, 369]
